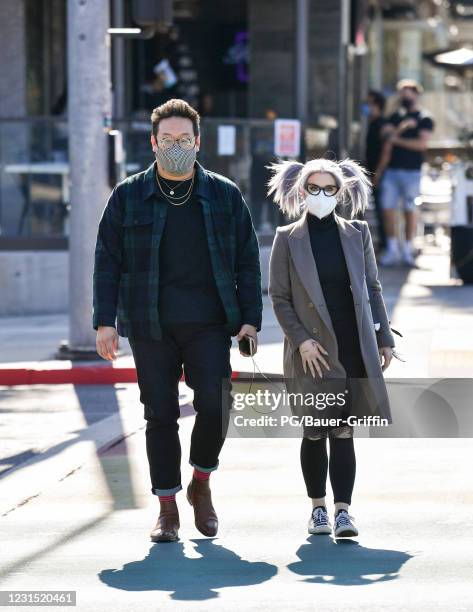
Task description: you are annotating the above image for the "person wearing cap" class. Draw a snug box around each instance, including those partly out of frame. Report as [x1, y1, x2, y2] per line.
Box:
[374, 79, 435, 267]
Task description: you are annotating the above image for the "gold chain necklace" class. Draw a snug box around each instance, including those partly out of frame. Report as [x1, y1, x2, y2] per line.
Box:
[156, 170, 195, 206]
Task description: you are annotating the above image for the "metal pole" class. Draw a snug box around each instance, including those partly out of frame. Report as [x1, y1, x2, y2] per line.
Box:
[372, 3, 383, 89]
[296, 0, 308, 127]
[63, 0, 111, 357]
[112, 0, 126, 119]
[338, 0, 350, 158]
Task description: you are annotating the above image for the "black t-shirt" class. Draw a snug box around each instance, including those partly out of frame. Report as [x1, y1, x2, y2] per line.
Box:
[386, 109, 434, 170]
[157, 173, 227, 326]
[365, 116, 387, 173]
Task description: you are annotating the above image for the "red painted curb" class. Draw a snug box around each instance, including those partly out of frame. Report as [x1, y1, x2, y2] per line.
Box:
[0, 366, 258, 386]
[0, 367, 137, 386]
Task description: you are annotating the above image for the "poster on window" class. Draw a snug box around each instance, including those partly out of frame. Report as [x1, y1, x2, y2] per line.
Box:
[274, 119, 301, 158]
[218, 125, 236, 155]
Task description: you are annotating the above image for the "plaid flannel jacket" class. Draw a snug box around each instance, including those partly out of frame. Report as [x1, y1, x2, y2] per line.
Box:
[92, 160, 263, 339]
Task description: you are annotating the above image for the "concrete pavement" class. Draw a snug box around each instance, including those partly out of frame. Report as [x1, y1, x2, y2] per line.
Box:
[1, 412, 472, 610]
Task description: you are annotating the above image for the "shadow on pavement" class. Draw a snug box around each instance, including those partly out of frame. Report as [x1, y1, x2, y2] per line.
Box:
[288, 537, 413, 585]
[99, 538, 277, 600]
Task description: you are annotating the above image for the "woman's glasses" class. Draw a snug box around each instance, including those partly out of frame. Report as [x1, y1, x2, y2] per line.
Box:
[306, 183, 339, 197]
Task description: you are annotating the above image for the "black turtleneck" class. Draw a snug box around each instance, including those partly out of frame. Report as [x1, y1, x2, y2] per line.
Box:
[307, 210, 366, 378]
[307, 210, 354, 322]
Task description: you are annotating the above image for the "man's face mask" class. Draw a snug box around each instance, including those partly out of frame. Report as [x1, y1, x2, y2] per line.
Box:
[153, 140, 197, 176]
[360, 102, 371, 117]
[400, 94, 415, 110]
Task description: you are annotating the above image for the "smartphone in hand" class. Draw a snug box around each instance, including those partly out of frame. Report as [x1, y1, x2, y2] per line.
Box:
[238, 335, 256, 356]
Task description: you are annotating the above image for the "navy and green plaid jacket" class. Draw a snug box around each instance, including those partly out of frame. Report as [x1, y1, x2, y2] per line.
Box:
[93, 160, 262, 339]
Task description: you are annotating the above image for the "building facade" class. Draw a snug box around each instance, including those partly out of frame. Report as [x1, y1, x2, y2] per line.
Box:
[0, 0, 471, 314]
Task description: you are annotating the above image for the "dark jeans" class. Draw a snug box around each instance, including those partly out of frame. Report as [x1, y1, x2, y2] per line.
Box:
[128, 322, 233, 496]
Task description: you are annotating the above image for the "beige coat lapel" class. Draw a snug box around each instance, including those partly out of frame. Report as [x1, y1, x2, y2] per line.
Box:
[287, 210, 365, 336]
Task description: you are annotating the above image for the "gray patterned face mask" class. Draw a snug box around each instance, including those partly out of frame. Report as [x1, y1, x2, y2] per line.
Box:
[154, 143, 197, 176]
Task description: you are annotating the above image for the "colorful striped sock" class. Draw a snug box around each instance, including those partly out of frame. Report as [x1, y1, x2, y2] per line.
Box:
[158, 494, 176, 503]
[193, 468, 210, 481]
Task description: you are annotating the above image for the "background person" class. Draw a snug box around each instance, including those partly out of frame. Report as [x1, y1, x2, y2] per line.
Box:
[363, 89, 388, 253]
[375, 79, 435, 267]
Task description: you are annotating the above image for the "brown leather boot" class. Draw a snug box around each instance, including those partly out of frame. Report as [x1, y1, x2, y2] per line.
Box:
[186, 477, 218, 537]
[150, 499, 180, 542]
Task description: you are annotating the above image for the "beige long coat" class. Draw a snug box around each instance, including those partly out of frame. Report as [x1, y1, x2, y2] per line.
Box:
[268, 211, 396, 422]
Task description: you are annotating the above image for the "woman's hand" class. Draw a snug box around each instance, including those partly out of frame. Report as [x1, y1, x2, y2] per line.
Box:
[379, 346, 393, 371]
[96, 326, 119, 361]
[298, 339, 330, 378]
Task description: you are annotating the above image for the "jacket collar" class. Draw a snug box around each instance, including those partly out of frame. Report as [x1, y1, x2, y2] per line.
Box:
[286, 208, 365, 336]
[288, 209, 360, 239]
[142, 159, 212, 202]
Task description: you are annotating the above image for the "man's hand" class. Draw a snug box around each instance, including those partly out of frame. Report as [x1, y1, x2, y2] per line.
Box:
[298, 339, 330, 378]
[236, 324, 258, 356]
[379, 346, 393, 371]
[96, 326, 119, 361]
[396, 118, 417, 133]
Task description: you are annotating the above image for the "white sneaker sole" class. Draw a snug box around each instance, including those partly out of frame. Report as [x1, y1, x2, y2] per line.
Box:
[334, 526, 358, 538]
[308, 524, 332, 535]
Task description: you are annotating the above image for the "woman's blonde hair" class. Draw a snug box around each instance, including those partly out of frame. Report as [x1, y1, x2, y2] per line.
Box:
[266, 156, 372, 220]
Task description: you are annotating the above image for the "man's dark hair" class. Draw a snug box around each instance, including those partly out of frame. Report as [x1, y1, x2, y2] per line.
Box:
[151, 98, 200, 138]
[367, 90, 386, 112]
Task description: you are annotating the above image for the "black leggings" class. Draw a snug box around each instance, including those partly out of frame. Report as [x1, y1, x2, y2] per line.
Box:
[300, 436, 356, 504]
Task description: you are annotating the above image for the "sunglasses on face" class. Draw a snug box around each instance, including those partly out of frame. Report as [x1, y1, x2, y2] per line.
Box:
[305, 183, 339, 197]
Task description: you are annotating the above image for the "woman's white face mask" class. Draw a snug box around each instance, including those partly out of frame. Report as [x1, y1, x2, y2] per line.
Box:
[304, 192, 338, 219]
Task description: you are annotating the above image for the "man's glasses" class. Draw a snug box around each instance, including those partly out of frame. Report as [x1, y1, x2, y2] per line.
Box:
[306, 183, 339, 197]
[157, 136, 196, 150]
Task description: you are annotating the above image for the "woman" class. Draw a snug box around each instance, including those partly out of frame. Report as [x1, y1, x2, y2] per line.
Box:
[267, 156, 397, 538]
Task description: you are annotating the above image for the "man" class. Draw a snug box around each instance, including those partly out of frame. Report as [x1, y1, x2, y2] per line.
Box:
[374, 79, 435, 267]
[363, 89, 388, 253]
[93, 98, 262, 542]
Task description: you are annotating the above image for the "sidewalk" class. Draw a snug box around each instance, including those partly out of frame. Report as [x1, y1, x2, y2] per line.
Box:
[1, 241, 472, 379]
[0, 295, 284, 384]
[1, 243, 473, 610]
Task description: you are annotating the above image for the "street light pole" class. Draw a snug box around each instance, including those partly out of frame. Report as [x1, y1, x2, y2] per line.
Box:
[296, 0, 308, 127]
[338, 0, 350, 159]
[60, 0, 112, 359]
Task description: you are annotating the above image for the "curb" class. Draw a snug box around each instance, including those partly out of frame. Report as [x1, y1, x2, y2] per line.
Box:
[0, 366, 283, 386]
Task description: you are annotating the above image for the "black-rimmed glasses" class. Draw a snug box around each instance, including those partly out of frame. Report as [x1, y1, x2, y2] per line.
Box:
[305, 183, 339, 197]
